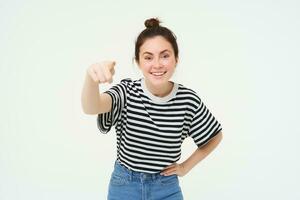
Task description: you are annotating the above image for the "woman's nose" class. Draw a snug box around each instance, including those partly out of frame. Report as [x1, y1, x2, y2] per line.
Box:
[153, 58, 162, 68]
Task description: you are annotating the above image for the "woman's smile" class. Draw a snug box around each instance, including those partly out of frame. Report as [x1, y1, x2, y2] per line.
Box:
[150, 71, 167, 77]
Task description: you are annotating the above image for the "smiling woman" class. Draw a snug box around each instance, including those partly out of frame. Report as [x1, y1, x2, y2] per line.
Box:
[138, 36, 177, 97]
[81, 17, 223, 200]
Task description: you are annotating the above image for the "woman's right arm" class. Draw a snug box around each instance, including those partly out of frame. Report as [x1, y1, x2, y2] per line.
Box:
[81, 61, 116, 115]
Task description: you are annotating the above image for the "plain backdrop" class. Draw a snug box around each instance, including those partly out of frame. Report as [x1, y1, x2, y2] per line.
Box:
[1, 0, 299, 199]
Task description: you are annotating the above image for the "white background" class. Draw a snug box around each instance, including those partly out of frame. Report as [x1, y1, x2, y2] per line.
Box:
[1, 0, 299, 199]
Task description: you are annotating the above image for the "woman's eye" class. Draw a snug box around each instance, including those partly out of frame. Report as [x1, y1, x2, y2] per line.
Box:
[145, 57, 152, 60]
[163, 54, 170, 58]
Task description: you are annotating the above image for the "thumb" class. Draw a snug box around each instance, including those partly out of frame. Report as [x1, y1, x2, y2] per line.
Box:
[109, 61, 116, 69]
[108, 61, 116, 74]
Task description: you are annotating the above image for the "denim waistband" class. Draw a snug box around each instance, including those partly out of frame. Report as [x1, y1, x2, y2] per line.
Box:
[113, 160, 164, 182]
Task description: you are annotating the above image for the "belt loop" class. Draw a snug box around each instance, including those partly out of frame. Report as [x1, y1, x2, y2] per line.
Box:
[152, 173, 156, 181]
[128, 166, 133, 181]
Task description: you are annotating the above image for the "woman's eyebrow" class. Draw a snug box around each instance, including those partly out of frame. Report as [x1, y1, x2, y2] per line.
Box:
[142, 49, 170, 55]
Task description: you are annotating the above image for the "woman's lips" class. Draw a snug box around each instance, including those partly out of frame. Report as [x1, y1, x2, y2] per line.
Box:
[151, 71, 167, 76]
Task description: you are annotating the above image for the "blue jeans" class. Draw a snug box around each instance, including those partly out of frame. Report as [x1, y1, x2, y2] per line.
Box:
[107, 160, 184, 200]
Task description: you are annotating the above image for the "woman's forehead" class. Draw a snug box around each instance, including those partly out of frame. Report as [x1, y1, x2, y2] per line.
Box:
[142, 49, 171, 55]
[140, 36, 173, 54]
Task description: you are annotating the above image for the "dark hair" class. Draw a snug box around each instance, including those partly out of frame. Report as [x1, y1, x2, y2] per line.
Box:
[134, 18, 179, 64]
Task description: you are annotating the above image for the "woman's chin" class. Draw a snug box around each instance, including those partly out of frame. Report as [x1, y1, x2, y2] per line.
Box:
[148, 76, 168, 85]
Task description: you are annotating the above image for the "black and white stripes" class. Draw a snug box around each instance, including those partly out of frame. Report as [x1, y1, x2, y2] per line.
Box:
[97, 78, 222, 173]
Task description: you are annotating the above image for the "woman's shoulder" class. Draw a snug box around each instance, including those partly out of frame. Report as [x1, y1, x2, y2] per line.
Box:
[175, 82, 202, 107]
[116, 78, 142, 93]
[118, 78, 142, 86]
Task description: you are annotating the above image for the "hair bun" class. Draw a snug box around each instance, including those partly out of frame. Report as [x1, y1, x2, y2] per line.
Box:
[144, 18, 160, 28]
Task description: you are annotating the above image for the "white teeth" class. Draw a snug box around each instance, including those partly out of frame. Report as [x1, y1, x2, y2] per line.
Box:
[152, 72, 165, 76]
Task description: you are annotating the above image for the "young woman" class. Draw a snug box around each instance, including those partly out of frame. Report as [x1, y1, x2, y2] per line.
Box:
[81, 18, 223, 200]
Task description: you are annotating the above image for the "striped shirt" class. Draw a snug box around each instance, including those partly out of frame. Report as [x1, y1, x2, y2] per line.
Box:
[97, 78, 222, 173]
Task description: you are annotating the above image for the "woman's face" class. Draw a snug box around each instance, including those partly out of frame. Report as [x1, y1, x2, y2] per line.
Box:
[138, 36, 177, 87]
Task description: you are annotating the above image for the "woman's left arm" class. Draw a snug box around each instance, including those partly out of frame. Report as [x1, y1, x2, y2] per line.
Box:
[160, 131, 223, 177]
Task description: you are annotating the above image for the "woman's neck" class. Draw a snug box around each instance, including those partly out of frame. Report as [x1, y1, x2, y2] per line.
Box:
[144, 79, 174, 97]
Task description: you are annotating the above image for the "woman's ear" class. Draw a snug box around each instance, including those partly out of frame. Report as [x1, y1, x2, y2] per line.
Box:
[136, 60, 141, 69]
[133, 57, 140, 69]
